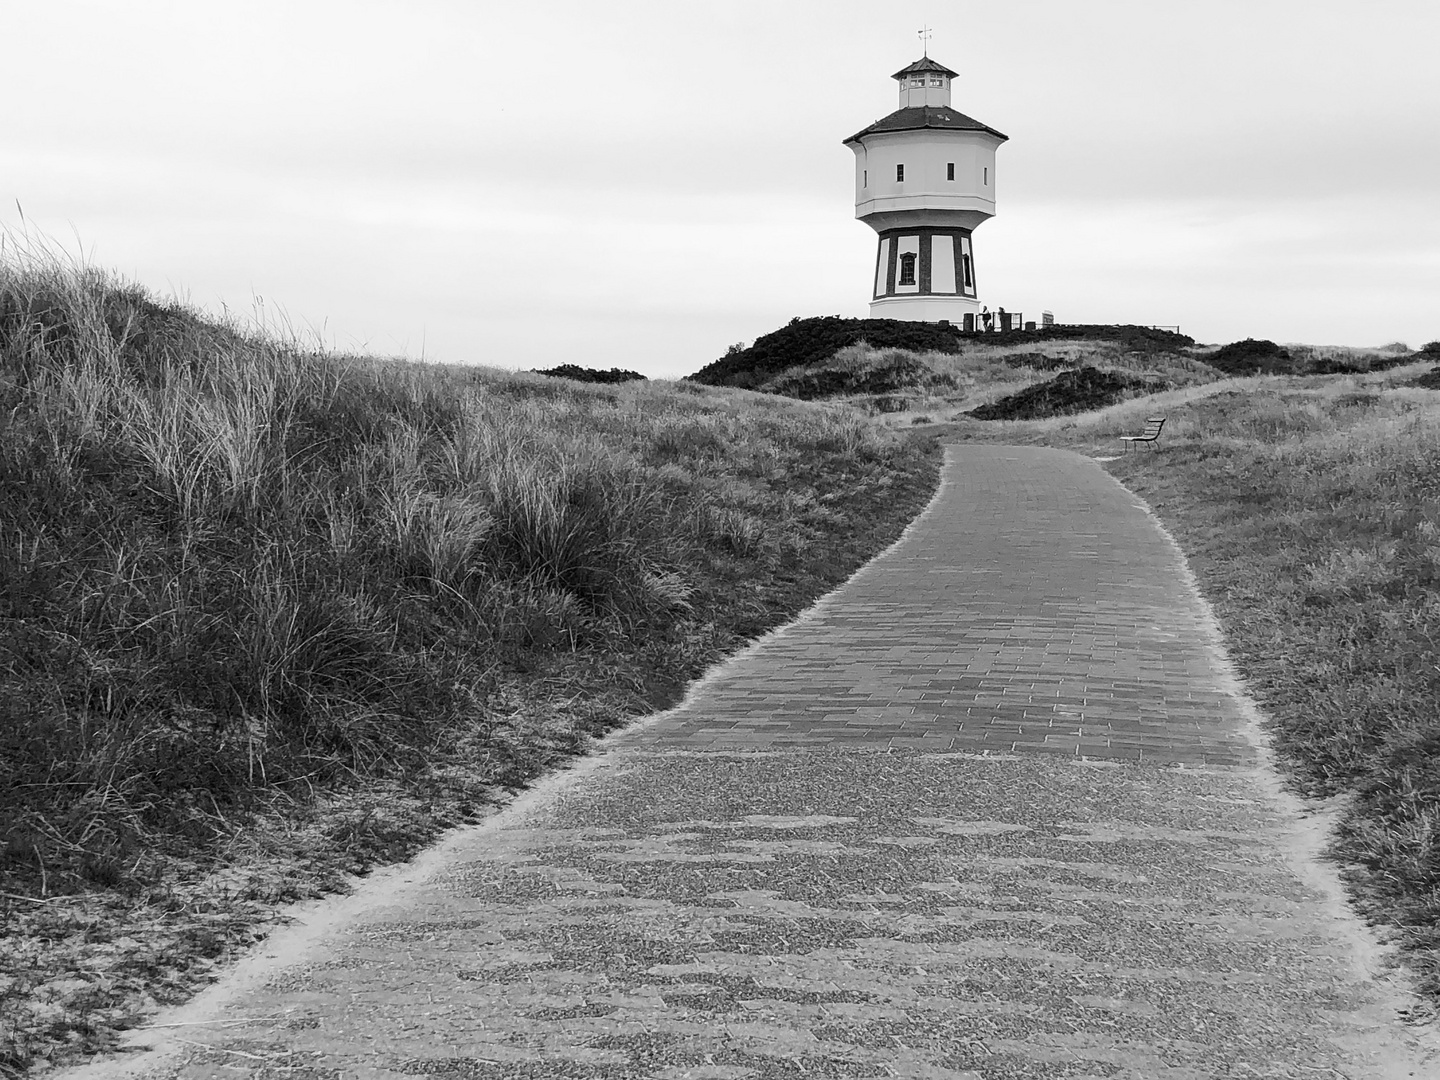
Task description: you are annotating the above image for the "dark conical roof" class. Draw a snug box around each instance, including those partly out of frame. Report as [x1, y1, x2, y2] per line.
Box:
[844, 105, 1007, 144]
[891, 56, 958, 80]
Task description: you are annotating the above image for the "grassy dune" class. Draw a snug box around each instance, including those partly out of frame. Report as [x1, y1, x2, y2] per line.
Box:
[951, 354, 1440, 998]
[0, 253, 940, 1074]
[749, 337, 1223, 424]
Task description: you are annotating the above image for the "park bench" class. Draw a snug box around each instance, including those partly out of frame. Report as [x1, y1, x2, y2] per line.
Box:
[1120, 417, 1165, 452]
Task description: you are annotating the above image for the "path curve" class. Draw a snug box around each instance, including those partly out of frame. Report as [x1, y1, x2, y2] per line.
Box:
[62, 446, 1439, 1080]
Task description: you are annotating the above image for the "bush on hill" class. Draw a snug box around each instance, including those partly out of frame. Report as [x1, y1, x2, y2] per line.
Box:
[1204, 338, 1293, 376]
[1204, 339, 1432, 377]
[966, 323, 1196, 352]
[533, 364, 645, 384]
[688, 316, 967, 389]
[968, 366, 1155, 420]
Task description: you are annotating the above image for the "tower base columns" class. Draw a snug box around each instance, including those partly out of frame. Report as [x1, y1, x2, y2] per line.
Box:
[869, 295, 979, 323]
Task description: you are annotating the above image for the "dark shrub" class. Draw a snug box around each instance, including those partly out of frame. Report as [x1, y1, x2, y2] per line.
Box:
[1205, 338, 1293, 376]
[533, 365, 645, 384]
[689, 317, 965, 389]
[968, 366, 1155, 420]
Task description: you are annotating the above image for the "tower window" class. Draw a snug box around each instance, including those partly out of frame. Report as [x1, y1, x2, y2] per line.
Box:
[863, 169, 867, 187]
[898, 252, 917, 286]
[946, 162, 955, 181]
[896, 164, 905, 182]
[929, 76, 943, 87]
[984, 167, 989, 185]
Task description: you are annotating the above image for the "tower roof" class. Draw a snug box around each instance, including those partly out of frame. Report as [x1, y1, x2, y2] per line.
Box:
[844, 105, 1008, 144]
[891, 56, 959, 80]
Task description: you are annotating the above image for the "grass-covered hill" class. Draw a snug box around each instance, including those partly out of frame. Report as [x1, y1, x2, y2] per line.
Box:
[688, 316, 1433, 427]
[0, 254, 940, 1074]
[688, 315, 1195, 391]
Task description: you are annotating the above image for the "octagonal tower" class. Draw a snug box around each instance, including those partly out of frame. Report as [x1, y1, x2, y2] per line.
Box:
[844, 56, 1008, 322]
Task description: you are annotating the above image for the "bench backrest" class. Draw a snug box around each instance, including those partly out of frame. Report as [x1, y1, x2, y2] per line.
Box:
[1142, 417, 1165, 436]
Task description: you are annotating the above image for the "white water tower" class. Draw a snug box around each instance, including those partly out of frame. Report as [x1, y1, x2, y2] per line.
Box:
[844, 54, 1007, 322]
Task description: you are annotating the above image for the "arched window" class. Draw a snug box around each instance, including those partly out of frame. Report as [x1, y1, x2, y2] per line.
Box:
[898, 252, 917, 287]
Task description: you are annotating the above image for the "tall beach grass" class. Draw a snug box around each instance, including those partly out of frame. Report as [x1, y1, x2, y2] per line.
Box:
[0, 242, 941, 1073]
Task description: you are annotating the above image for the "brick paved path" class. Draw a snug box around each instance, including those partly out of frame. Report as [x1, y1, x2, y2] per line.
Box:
[629, 446, 1248, 765]
[74, 447, 1437, 1080]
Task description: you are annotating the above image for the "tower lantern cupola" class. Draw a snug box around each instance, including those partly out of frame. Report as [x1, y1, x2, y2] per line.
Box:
[893, 57, 956, 109]
[844, 53, 1008, 323]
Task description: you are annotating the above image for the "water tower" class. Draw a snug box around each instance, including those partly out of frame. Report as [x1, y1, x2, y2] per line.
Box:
[844, 52, 1007, 322]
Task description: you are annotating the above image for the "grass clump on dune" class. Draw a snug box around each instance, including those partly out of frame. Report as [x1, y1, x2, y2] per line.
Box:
[0, 244, 941, 1074]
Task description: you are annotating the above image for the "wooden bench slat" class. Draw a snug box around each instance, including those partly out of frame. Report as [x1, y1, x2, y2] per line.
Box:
[1120, 417, 1165, 451]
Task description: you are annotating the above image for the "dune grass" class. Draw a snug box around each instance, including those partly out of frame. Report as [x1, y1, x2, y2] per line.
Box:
[760, 338, 1224, 428]
[0, 248, 941, 1074]
[950, 359, 1440, 998]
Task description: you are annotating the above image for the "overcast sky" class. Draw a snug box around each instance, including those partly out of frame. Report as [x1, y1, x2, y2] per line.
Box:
[4, 0, 1437, 377]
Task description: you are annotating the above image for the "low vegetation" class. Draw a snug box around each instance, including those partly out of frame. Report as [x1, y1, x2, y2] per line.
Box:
[966, 365, 1157, 420]
[0, 253, 940, 1074]
[756, 346, 956, 403]
[1201, 337, 1420, 377]
[531, 364, 645, 384]
[691, 316, 970, 390]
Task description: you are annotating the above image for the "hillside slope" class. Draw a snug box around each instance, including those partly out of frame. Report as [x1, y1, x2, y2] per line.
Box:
[689, 316, 1195, 391]
[0, 256, 941, 1074]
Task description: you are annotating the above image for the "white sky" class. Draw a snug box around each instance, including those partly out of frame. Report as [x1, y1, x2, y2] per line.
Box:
[4, 0, 1438, 377]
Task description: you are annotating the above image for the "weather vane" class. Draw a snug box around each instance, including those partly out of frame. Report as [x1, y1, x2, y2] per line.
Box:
[918, 25, 932, 56]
